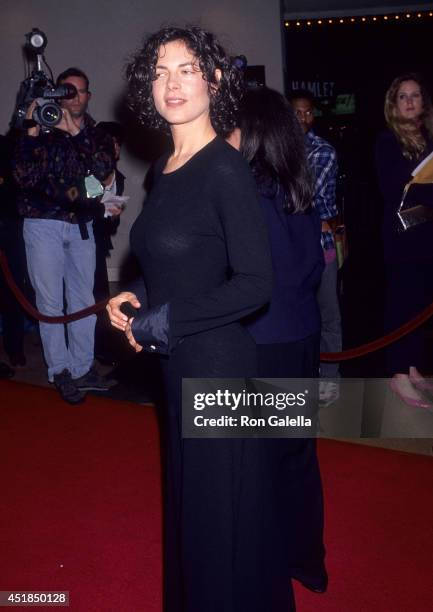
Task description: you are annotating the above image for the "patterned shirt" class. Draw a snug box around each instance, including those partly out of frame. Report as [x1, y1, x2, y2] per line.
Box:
[305, 129, 338, 250]
[12, 114, 114, 222]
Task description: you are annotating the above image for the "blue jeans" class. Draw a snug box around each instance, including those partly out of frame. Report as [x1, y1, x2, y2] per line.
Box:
[23, 219, 96, 381]
[317, 257, 341, 378]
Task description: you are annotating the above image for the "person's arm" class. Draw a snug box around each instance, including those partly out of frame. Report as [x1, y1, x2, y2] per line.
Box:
[130, 154, 272, 354]
[311, 145, 338, 221]
[12, 132, 49, 189]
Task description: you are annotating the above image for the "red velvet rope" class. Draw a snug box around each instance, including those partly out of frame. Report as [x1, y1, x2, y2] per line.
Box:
[321, 295, 433, 361]
[0, 249, 107, 324]
[2, 248, 433, 361]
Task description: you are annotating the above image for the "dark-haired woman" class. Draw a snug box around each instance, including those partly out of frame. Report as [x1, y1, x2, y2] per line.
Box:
[228, 86, 327, 594]
[375, 74, 433, 400]
[105, 27, 302, 612]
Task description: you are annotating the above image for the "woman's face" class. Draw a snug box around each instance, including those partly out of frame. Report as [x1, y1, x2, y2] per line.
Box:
[152, 40, 212, 128]
[396, 80, 423, 121]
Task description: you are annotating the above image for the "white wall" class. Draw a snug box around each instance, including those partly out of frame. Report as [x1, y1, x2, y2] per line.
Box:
[1, 0, 283, 279]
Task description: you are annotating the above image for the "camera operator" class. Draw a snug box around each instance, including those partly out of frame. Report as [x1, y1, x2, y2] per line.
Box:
[12, 67, 115, 404]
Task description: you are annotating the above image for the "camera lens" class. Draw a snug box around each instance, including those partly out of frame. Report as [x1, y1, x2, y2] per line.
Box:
[33, 101, 62, 127]
[41, 104, 61, 125]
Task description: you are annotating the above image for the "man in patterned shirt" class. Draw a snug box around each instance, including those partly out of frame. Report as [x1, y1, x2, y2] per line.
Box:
[291, 90, 341, 404]
[13, 68, 115, 404]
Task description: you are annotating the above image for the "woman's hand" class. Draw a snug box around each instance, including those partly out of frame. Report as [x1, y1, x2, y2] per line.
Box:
[106, 291, 141, 331]
[125, 318, 143, 352]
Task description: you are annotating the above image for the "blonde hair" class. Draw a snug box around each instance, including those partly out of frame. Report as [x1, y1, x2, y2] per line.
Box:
[384, 73, 433, 160]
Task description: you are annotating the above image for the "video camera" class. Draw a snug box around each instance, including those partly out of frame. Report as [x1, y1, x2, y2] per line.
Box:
[12, 28, 76, 130]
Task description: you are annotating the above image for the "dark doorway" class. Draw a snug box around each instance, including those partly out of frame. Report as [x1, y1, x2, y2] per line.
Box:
[284, 15, 433, 154]
[283, 14, 433, 375]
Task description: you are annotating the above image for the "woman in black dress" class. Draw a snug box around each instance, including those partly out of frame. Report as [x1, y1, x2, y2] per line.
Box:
[375, 73, 433, 401]
[106, 27, 302, 611]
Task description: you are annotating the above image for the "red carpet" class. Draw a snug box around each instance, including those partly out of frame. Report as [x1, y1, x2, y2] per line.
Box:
[1, 379, 432, 611]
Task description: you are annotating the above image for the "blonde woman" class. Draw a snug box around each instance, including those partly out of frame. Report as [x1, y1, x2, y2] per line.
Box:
[375, 73, 433, 399]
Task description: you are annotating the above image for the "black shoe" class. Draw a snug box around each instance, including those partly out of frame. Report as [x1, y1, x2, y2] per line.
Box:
[296, 578, 327, 594]
[292, 569, 328, 594]
[53, 369, 86, 405]
[74, 366, 117, 392]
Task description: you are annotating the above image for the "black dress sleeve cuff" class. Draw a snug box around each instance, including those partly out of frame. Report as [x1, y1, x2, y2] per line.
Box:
[131, 302, 171, 355]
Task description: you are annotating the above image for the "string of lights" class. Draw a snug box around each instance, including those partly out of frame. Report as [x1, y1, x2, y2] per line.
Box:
[284, 10, 433, 28]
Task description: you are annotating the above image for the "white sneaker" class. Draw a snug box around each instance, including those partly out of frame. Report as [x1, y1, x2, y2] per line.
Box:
[319, 381, 339, 407]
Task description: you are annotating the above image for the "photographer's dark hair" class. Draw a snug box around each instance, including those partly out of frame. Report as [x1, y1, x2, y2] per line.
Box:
[125, 25, 244, 136]
[239, 87, 313, 213]
[56, 67, 90, 91]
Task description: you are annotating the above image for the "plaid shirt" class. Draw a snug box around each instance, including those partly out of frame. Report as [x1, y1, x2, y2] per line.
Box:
[305, 129, 338, 250]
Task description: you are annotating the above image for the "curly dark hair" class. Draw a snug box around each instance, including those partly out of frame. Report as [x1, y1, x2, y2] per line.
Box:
[125, 26, 244, 136]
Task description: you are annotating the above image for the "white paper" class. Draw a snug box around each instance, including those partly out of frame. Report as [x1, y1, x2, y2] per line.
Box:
[411, 151, 433, 177]
[101, 192, 129, 217]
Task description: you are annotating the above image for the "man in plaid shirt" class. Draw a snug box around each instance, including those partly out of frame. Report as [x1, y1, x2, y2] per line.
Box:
[291, 90, 342, 404]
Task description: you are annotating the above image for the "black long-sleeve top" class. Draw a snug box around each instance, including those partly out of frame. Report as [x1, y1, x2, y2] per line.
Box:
[129, 136, 272, 354]
[375, 128, 433, 263]
[12, 114, 114, 223]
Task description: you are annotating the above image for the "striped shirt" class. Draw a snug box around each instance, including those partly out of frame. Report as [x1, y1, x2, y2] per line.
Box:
[305, 129, 338, 250]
